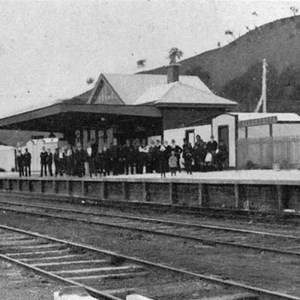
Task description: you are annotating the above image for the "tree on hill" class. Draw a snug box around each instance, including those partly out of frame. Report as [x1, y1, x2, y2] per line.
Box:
[168, 47, 183, 64]
[290, 6, 299, 16]
[136, 59, 147, 68]
[225, 30, 235, 39]
[86, 77, 95, 85]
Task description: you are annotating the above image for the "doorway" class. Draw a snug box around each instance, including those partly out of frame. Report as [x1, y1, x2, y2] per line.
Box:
[218, 125, 229, 149]
[185, 129, 195, 146]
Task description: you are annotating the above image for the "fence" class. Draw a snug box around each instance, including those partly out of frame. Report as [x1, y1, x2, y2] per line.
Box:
[237, 136, 300, 169]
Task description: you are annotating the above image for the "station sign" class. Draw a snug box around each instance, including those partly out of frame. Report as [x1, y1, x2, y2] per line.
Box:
[239, 116, 277, 127]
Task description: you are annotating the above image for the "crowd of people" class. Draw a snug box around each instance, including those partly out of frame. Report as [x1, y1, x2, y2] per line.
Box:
[16, 135, 228, 178]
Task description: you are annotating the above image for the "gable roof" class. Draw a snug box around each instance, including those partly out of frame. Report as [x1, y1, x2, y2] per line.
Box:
[88, 73, 212, 105]
[135, 82, 237, 107]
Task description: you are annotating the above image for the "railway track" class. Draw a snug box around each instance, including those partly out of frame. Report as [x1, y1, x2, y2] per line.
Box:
[0, 199, 299, 257]
[0, 224, 299, 300]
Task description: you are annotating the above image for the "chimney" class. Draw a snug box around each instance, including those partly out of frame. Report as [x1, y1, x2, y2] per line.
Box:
[167, 63, 180, 83]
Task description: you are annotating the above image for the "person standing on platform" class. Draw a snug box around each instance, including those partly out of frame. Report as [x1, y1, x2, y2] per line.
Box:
[23, 148, 31, 177]
[16, 150, 24, 177]
[207, 135, 218, 155]
[138, 139, 149, 174]
[46, 148, 53, 176]
[193, 135, 205, 171]
[170, 139, 182, 173]
[103, 145, 110, 176]
[164, 140, 171, 173]
[148, 140, 156, 173]
[110, 138, 120, 176]
[74, 143, 85, 177]
[54, 148, 61, 177]
[66, 145, 74, 176]
[182, 139, 193, 172]
[184, 148, 193, 174]
[157, 140, 166, 178]
[86, 144, 95, 177]
[168, 150, 178, 176]
[122, 139, 133, 175]
[40, 147, 48, 177]
[96, 147, 105, 177]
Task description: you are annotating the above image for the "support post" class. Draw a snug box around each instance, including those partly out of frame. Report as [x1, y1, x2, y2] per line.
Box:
[142, 182, 148, 202]
[169, 183, 173, 205]
[53, 180, 57, 194]
[81, 181, 86, 196]
[122, 182, 128, 201]
[234, 184, 239, 209]
[198, 183, 203, 206]
[277, 185, 282, 211]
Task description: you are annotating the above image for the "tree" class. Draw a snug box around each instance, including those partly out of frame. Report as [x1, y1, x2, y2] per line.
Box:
[290, 6, 299, 16]
[86, 77, 95, 85]
[136, 59, 147, 68]
[225, 30, 235, 39]
[168, 47, 183, 64]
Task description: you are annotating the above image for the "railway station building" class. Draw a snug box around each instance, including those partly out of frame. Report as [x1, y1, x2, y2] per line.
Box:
[0, 64, 236, 151]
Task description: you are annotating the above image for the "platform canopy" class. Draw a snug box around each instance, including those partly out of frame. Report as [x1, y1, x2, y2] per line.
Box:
[0, 102, 161, 132]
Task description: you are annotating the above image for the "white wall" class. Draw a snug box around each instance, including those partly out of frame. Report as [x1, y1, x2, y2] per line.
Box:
[273, 123, 300, 137]
[164, 125, 211, 147]
[212, 114, 237, 167]
[0, 146, 15, 172]
[247, 125, 270, 138]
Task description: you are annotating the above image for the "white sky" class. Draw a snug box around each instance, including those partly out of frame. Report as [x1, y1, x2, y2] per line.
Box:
[0, 0, 298, 117]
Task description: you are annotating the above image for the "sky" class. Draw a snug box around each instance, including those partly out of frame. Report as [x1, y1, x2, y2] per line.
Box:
[0, 0, 299, 117]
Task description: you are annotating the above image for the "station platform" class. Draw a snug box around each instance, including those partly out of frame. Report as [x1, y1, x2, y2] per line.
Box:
[0, 170, 299, 213]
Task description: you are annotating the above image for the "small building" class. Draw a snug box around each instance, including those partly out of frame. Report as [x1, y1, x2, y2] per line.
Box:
[0, 64, 236, 150]
[0, 145, 15, 172]
[212, 112, 300, 168]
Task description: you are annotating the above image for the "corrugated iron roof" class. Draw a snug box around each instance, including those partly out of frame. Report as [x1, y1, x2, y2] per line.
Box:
[96, 73, 212, 105]
[230, 112, 300, 122]
[135, 82, 237, 106]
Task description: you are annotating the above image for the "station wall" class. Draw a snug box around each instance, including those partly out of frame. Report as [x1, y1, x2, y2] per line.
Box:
[164, 125, 211, 147]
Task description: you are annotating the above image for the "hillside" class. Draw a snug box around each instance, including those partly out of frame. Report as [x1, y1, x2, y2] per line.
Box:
[143, 15, 300, 112]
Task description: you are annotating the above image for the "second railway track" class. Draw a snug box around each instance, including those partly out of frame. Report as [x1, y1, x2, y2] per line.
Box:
[0, 198, 299, 257]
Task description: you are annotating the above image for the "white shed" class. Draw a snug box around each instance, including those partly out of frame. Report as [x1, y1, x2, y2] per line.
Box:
[0, 145, 15, 172]
[212, 113, 300, 168]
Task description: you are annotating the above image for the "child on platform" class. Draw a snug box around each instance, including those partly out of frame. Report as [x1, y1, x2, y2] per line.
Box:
[168, 150, 178, 176]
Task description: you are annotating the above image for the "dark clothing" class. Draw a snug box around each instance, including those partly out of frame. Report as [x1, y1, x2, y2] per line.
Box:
[16, 154, 24, 177]
[110, 144, 120, 175]
[96, 152, 105, 175]
[40, 151, 48, 177]
[54, 152, 62, 176]
[102, 149, 111, 175]
[74, 149, 85, 177]
[122, 145, 133, 175]
[91, 142, 98, 157]
[66, 153, 74, 176]
[23, 152, 31, 176]
[157, 145, 168, 176]
[215, 145, 228, 170]
[86, 151, 95, 177]
[193, 140, 206, 170]
[170, 145, 182, 172]
[184, 152, 193, 174]
[207, 140, 218, 153]
[46, 152, 53, 176]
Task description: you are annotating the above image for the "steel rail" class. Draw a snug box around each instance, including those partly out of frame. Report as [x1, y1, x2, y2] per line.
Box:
[0, 224, 299, 300]
[0, 199, 298, 240]
[0, 247, 123, 300]
[0, 203, 299, 257]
